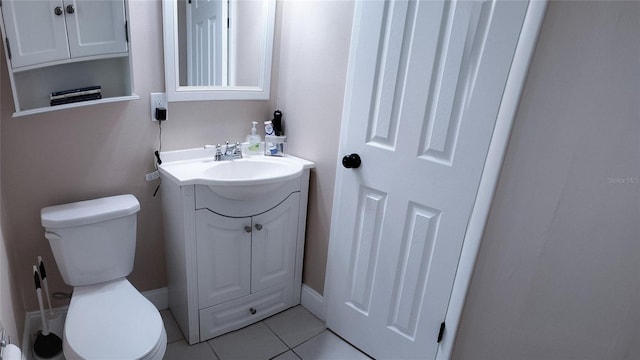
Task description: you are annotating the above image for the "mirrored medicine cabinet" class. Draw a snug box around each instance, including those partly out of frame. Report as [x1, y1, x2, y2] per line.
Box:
[162, 0, 276, 101]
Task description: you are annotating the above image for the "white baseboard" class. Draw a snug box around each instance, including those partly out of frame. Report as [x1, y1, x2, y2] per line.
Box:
[300, 284, 325, 321]
[143, 287, 168, 310]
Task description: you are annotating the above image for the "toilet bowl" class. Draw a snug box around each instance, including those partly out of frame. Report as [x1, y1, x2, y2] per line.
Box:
[41, 194, 166, 360]
[63, 279, 166, 360]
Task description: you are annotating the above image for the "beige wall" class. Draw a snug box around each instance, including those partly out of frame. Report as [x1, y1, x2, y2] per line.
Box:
[0, 65, 20, 343]
[5, 1, 637, 357]
[0, 0, 272, 312]
[0, 0, 352, 314]
[272, 0, 354, 293]
[453, 1, 640, 358]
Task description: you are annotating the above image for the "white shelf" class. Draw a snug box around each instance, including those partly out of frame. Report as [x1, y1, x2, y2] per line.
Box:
[11, 52, 129, 73]
[12, 95, 140, 118]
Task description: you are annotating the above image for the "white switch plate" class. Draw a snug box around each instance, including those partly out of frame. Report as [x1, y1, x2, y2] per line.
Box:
[150, 92, 167, 122]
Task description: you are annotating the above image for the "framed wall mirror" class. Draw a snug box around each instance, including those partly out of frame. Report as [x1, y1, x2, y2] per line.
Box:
[162, 0, 275, 101]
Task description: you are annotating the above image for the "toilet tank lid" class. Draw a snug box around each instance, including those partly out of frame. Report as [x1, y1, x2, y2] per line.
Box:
[41, 194, 140, 228]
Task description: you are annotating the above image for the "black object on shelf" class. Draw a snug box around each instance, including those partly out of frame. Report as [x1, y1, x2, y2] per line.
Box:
[51, 85, 101, 98]
[50, 93, 102, 106]
[50, 85, 102, 106]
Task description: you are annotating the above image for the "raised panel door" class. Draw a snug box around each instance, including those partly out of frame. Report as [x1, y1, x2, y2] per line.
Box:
[325, 0, 530, 358]
[251, 193, 299, 293]
[1, 0, 70, 68]
[64, 0, 128, 58]
[196, 209, 251, 309]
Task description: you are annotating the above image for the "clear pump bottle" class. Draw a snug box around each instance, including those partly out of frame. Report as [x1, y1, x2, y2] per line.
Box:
[245, 121, 262, 155]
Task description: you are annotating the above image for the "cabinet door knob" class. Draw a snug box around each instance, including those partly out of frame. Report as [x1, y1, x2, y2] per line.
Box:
[255, 224, 263, 231]
[66, 4, 75, 14]
[244, 226, 252, 233]
[249, 307, 257, 315]
[54, 6, 63, 15]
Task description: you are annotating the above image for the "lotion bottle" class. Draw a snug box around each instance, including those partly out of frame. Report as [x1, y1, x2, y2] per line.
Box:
[246, 121, 261, 154]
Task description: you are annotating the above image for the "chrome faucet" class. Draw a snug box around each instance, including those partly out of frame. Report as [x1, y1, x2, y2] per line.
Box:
[215, 141, 243, 161]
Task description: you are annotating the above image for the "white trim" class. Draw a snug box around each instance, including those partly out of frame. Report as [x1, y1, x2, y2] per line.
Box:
[300, 284, 325, 321]
[436, 1, 548, 359]
[143, 287, 169, 311]
[162, 0, 275, 101]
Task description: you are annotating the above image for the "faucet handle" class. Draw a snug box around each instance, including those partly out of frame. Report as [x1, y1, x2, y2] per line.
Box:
[234, 142, 242, 155]
[214, 144, 222, 161]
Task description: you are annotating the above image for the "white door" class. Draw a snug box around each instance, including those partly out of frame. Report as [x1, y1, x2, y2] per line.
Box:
[186, 0, 226, 86]
[64, 0, 128, 58]
[325, 1, 529, 359]
[1, 0, 70, 68]
[252, 193, 299, 293]
[196, 210, 251, 308]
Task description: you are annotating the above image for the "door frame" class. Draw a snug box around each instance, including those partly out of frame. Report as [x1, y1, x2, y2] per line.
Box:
[324, 1, 548, 359]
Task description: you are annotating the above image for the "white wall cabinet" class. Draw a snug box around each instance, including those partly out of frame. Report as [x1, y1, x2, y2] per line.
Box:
[0, 0, 136, 116]
[161, 165, 311, 344]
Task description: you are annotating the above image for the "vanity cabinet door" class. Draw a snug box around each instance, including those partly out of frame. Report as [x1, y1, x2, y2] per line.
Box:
[196, 210, 251, 309]
[251, 193, 300, 293]
[64, 0, 128, 58]
[1, 0, 70, 68]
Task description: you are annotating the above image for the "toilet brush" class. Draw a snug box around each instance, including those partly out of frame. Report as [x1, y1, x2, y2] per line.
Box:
[32, 265, 62, 359]
[38, 256, 55, 317]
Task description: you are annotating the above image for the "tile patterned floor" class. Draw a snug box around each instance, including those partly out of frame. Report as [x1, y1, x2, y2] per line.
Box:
[162, 305, 371, 360]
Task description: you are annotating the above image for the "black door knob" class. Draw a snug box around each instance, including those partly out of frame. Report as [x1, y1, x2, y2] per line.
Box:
[66, 4, 74, 14]
[54, 6, 63, 15]
[342, 154, 361, 169]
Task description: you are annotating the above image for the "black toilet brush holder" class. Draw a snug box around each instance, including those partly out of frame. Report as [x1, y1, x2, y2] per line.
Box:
[32, 265, 62, 359]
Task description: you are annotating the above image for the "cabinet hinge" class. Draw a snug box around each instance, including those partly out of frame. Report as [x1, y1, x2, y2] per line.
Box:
[5, 38, 11, 60]
[437, 322, 445, 343]
[227, 17, 229, 29]
[125, 21, 129, 43]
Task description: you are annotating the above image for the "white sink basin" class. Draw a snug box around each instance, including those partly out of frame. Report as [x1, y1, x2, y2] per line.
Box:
[202, 158, 302, 199]
[203, 158, 302, 185]
[158, 150, 313, 200]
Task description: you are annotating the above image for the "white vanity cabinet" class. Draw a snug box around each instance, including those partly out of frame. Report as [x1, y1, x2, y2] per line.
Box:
[196, 193, 299, 308]
[0, 0, 136, 116]
[196, 193, 300, 340]
[159, 151, 313, 344]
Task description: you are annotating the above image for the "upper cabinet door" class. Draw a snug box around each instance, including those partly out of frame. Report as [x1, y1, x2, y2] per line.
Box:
[64, 0, 128, 58]
[1, 0, 127, 69]
[1, 0, 70, 68]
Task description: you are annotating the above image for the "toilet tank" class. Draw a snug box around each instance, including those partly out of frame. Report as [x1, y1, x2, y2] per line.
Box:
[40, 195, 141, 286]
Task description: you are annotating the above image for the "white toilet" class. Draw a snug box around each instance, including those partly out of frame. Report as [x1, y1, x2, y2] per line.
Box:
[40, 194, 167, 360]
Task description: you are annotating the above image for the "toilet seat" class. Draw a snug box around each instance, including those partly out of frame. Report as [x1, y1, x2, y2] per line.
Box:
[63, 278, 166, 360]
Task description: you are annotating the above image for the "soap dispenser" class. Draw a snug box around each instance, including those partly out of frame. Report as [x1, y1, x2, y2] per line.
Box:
[246, 121, 262, 155]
